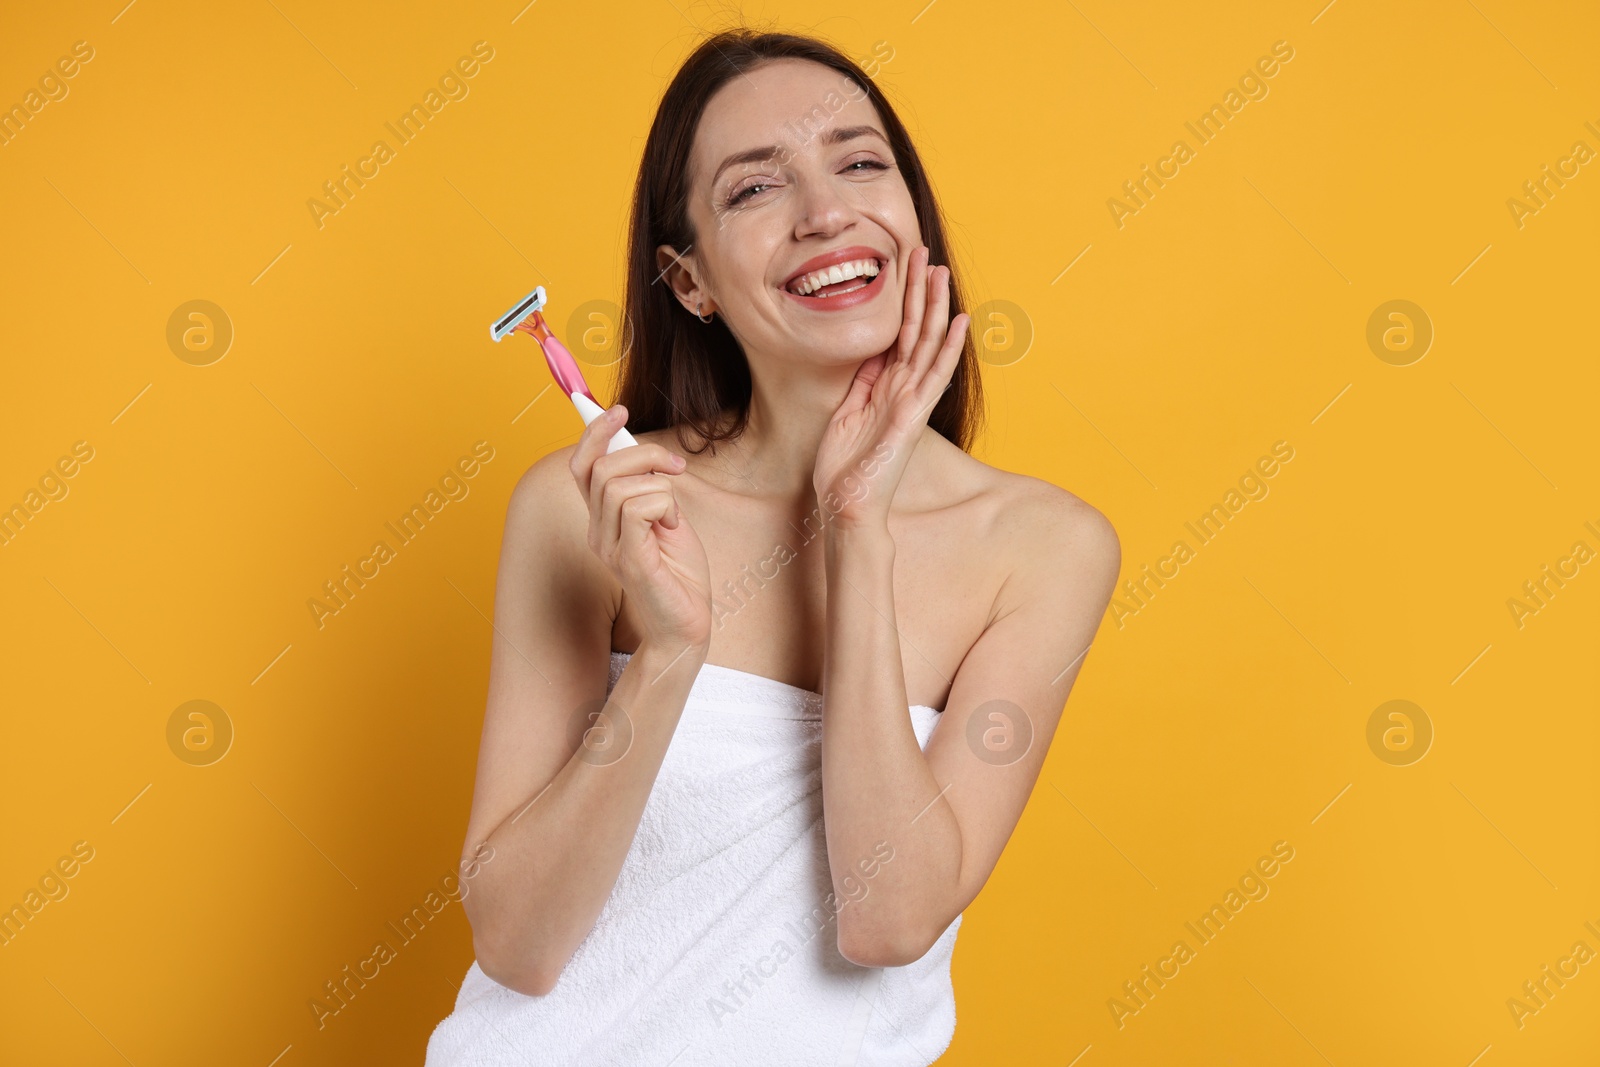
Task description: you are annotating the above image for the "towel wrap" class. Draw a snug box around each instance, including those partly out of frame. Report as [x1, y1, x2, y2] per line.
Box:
[425, 650, 962, 1066]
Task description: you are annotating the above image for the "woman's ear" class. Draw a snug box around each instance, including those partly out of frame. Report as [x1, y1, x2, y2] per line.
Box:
[655, 243, 714, 315]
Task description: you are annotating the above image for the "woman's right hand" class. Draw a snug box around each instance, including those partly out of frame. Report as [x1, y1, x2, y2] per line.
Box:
[570, 404, 713, 652]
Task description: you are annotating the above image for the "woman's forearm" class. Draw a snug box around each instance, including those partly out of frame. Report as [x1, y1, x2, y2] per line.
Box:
[463, 640, 706, 994]
[819, 524, 963, 967]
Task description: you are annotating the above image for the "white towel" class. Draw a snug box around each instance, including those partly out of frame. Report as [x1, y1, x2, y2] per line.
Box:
[425, 651, 962, 1066]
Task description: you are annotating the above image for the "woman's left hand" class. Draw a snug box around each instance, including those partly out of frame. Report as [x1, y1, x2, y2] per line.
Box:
[812, 245, 970, 533]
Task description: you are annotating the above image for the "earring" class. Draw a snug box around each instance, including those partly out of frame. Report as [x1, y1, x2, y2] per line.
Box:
[695, 301, 714, 323]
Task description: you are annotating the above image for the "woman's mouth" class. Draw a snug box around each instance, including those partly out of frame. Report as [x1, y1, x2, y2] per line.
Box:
[779, 259, 887, 311]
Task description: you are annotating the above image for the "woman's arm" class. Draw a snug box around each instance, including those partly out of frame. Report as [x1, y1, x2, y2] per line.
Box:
[459, 442, 708, 996]
[820, 486, 1119, 967]
[808, 248, 1119, 965]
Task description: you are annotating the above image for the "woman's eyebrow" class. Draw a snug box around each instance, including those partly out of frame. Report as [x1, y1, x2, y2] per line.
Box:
[819, 125, 889, 149]
[710, 126, 889, 187]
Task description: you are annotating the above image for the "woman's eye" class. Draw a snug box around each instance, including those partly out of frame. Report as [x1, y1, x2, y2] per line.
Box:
[728, 161, 887, 205]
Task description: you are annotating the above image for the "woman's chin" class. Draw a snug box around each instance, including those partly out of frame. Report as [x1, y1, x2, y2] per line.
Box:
[801, 332, 897, 367]
[776, 316, 898, 360]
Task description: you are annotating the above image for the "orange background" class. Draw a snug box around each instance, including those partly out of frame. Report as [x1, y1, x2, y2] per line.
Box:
[2, 1, 1596, 1064]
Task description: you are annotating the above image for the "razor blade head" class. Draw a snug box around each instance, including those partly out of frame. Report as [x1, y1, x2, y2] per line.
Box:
[490, 286, 547, 342]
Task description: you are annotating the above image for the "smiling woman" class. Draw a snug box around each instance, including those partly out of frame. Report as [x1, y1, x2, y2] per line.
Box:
[427, 25, 1119, 1067]
[614, 35, 984, 455]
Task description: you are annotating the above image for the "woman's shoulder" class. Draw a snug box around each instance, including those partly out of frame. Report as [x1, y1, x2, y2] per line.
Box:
[504, 444, 611, 568]
[510, 441, 584, 508]
[917, 436, 1120, 636]
[500, 445, 628, 628]
[918, 430, 1120, 558]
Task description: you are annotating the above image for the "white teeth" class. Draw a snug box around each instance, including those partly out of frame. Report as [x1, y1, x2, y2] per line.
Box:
[787, 258, 880, 296]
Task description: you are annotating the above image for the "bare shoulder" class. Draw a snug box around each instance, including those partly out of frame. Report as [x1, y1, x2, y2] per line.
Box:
[921, 435, 1120, 607]
[507, 442, 585, 528]
[503, 444, 619, 597]
[924, 434, 1118, 564]
[1006, 471, 1119, 570]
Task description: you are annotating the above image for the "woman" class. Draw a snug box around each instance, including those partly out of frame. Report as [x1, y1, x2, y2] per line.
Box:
[427, 28, 1119, 1067]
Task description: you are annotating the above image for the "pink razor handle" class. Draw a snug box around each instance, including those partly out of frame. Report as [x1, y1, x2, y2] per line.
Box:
[515, 309, 637, 454]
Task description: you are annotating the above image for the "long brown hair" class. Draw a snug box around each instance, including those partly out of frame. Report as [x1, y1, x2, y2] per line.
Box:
[615, 28, 984, 455]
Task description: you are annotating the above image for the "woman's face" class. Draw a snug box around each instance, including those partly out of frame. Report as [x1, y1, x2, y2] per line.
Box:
[660, 57, 923, 368]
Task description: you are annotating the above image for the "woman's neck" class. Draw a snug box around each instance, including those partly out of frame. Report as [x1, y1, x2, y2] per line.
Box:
[697, 358, 861, 503]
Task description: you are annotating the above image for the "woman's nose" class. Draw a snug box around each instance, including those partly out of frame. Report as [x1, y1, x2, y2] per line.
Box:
[793, 174, 861, 235]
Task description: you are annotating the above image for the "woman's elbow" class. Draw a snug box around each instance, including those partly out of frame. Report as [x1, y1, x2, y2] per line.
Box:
[474, 935, 562, 997]
[836, 921, 939, 969]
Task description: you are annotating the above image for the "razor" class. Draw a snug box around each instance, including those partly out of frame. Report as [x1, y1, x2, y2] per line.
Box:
[491, 285, 637, 454]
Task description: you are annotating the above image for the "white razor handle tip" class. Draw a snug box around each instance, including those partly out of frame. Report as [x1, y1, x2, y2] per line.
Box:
[569, 392, 638, 452]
